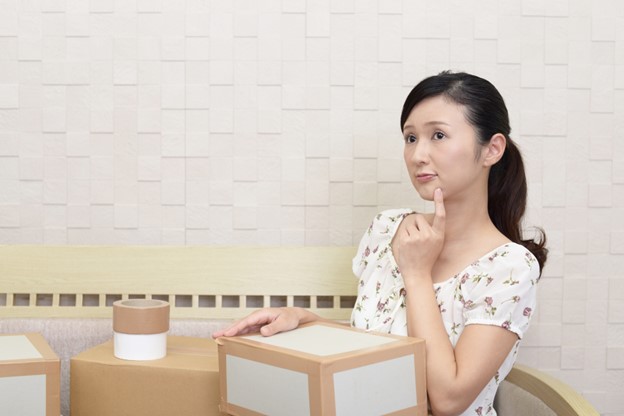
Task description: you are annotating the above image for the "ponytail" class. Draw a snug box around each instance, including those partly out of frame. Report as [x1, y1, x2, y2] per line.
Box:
[488, 139, 548, 274]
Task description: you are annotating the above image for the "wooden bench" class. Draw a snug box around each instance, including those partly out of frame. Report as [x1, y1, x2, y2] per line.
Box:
[0, 245, 599, 416]
[0, 245, 358, 415]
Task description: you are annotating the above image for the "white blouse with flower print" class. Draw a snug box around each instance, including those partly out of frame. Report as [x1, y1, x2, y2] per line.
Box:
[350, 209, 540, 416]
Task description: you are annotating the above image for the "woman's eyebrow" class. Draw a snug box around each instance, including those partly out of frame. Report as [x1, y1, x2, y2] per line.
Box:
[424, 120, 451, 127]
[403, 120, 452, 130]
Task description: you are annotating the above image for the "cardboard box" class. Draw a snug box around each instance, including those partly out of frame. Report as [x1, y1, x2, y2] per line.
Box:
[0, 332, 60, 416]
[218, 322, 427, 416]
[71, 335, 224, 416]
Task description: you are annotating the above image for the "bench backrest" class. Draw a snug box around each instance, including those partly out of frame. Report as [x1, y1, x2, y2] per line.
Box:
[0, 246, 358, 320]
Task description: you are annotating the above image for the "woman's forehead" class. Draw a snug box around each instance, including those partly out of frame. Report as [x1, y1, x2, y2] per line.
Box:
[403, 96, 469, 129]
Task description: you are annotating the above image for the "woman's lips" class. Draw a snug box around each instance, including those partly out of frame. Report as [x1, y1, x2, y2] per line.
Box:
[416, 173, 437, 182]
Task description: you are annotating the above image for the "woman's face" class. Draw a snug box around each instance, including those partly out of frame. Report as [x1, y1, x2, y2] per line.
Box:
[402, 95, 490, 202]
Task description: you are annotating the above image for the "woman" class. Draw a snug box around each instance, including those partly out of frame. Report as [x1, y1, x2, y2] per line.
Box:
[213, 71, 548, 416]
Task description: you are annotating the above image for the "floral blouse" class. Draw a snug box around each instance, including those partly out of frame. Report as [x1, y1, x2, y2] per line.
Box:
[350, 209, 540, 416]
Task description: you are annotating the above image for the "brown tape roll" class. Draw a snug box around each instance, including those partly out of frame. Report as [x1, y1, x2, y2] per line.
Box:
[113, 299, 170, 335]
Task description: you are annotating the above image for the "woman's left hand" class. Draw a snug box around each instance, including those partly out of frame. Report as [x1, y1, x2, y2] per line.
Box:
[394, 188, 446, 281]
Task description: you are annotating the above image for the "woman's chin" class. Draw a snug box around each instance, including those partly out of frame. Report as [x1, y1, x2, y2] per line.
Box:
[415, 189, 435, 201]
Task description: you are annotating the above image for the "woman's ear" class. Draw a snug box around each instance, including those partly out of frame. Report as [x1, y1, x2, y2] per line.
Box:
[483, 133, 506, 166]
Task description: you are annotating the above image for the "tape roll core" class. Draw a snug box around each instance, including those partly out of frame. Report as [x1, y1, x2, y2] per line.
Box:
[113, 299, 170, 335]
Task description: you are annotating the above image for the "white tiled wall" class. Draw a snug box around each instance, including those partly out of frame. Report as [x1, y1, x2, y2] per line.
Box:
[1, 0, 622, 413]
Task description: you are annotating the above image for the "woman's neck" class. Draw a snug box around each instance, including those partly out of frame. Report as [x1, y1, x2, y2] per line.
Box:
[439, 190, 502, 248]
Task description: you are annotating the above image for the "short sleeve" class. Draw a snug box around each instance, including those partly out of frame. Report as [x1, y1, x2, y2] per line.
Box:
[352, 219, 373, 278]
[461, 244, 540, 339]
[351, 209, 413, 335]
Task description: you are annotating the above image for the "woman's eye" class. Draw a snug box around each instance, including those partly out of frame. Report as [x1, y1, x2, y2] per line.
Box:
[433, 131, 445, 140]
[405, 134, 416, 143]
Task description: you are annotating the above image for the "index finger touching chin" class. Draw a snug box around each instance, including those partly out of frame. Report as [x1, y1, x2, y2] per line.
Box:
[434, 188, 445, 212]
[433, 188, 445, 229]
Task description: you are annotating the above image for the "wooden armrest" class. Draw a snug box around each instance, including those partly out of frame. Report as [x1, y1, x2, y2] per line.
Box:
[504, 364, 600, 416]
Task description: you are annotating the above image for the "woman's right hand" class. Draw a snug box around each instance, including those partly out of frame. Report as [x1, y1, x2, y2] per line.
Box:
[394, 188, 446, 282]
[211, 307, 318, 338]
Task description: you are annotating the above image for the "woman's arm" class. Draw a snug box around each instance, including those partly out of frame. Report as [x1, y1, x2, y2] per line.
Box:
[404, 277, 517, 416]
[395, 189, 518, 415]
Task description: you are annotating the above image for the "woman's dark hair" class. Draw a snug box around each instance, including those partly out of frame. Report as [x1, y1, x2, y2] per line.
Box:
[401, 71, 548, 273]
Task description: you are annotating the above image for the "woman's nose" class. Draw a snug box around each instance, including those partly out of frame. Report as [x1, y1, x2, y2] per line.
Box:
[409, 141, 429, 165]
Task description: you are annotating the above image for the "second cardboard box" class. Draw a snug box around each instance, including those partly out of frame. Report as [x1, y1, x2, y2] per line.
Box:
[218, 321, 427, 416]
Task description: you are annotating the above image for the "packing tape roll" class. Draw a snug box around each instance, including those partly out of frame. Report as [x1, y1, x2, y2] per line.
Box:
[113, 299, 170, 335]
[113, 299, 170, 361]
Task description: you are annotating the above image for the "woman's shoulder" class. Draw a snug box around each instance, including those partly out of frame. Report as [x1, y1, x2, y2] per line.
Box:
[353, 209, 415, 277]
[373, 208, 415, 226]
[354, 209, 414, 259]
[487, 242, 538, 265]
[366, 208, 415, 237]
[470, 242, 541, 280]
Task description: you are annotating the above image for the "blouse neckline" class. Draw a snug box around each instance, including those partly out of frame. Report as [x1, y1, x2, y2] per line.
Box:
[385, 208, 518, 287]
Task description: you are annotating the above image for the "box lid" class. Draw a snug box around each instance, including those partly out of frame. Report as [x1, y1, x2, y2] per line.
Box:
[241, 322, 399, 357]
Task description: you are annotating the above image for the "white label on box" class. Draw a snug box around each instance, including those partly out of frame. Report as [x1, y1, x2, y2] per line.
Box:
[333, 354, 417, 416]
[0, 374, 46, 416]
[243, 325, 395, 356]
[0, 335, 43, 361]
[227, 355, 310, 416]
